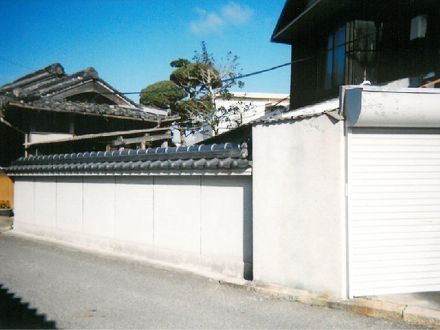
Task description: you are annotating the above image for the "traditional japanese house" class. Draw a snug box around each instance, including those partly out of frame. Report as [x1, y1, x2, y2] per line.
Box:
[0, 63, 178, 166]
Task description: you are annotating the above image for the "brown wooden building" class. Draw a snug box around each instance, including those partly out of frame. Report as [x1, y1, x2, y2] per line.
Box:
[0, 63, 178, 166]
[273, 0, 440, 109]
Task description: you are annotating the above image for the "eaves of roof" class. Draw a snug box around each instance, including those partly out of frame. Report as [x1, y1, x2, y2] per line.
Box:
[6, 99, 179, 123]
[271, 0, 349, 44]
[92, 78, 138, 107]
[7, 143, 251, 176]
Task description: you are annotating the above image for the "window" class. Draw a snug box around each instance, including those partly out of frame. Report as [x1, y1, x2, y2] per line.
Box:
[323, 25, 346, 90]
[346, 20, 378, 85]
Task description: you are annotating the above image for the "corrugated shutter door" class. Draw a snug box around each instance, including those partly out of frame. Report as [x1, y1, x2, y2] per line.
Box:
[348, 129, 440, 297]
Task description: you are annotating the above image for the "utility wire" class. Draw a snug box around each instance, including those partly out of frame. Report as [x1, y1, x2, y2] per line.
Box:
[98, 59, 301, 96]
[1, 57, 307, 97]
[221, 61, 292, 83]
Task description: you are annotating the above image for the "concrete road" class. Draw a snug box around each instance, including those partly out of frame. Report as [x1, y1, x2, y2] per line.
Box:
[0, 234, 417, 329]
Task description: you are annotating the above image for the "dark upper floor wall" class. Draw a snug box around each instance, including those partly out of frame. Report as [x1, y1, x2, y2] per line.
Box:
[273, 0, 440, 108]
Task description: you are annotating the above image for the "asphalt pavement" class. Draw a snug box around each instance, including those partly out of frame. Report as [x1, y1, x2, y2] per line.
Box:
[0, 233, 420, 329]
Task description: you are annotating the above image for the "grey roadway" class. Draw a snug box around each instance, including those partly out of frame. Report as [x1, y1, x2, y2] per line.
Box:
[0, 234, 418, 329]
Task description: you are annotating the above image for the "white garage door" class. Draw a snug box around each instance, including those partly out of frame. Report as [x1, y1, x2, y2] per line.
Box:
[348, 129, 440, 297]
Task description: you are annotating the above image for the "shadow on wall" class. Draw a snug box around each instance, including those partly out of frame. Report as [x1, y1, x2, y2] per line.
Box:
[243, 181, 253, 281]
[0, 284, 56, 329]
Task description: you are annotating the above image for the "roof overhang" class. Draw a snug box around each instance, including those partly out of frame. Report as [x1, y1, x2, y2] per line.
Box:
[5, 101, 179, 124]
[6, 101, 158, 123]
[272, 0, 346, 44]
[272, 0, 438, 44]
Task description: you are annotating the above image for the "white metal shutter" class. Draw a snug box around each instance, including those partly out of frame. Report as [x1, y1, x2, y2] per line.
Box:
[348, 129, 440, 297]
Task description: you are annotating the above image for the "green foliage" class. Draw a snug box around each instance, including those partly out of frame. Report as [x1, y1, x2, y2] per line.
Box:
[170, 62, 222, 96]
[140, 42, 247, 137]
[139, 80, 185, 110]
[170, 59, 191, 68]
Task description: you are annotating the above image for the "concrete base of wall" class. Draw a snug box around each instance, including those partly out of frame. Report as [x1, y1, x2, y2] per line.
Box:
[10, 226, 250, 287]
[13, 220, 245, 279]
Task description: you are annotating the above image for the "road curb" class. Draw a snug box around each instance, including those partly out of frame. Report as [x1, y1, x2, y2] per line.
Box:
[219, 280, 440, 328]
[403, 305, 440, 328]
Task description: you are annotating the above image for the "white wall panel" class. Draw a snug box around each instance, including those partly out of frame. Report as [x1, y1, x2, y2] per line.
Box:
[14, 178, 35, 225]
[83, 177, 115, 238]
[252, 116, 346, 298]
[13, 174, 251, 279]
[201, 177, 244, 259]
[114, 177, 154, 245]
[154, 177, 201, 254]
[56, 177, 83, 233]
[34, 178, 56, 228]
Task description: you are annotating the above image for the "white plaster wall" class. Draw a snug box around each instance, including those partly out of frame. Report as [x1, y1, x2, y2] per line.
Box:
[200, 176, 252, 277]
[201, 177, 242, 258]
[114, 177, 154, 245]
[83, 177, 115, 238]
[34, 178, 57, 229]
[154, 177, 201, 254]
[14, 178, 34, 227]
[252, 116, 346, 298]
[56, 177, 83, 233]
[13, 175, 252, 279]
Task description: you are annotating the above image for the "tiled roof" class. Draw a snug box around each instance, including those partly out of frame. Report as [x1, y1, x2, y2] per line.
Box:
[0, 63, 178, 123]
[7, 143, 251, 176]
[0, 63, 136, 106]
[7, 98, 179, 123]
[253, 97, 342, 125]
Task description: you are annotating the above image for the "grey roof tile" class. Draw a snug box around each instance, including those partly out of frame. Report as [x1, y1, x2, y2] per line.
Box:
[0, 63, 179, 123]
[6, 143, 251, 176]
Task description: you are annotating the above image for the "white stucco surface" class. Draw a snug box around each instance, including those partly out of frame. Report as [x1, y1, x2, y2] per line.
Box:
[252, 115, 347, 298]
[200, 176, 252, 276]
[13, 175, 252, 279]
[14, 179, 34, 226]
[34, 179, 56, 229]
[114, 177, 154, 245]
[83, 177, 115, 238]
[56, 178, 83, 233]
[154, 177, 201, 254]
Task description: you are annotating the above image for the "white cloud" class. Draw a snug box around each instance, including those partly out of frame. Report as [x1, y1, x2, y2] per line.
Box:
[190, 13, 224, 35]
[189, 2, 253, 35]
[194, 7, 207, 16]
[222, 2, 253, 25]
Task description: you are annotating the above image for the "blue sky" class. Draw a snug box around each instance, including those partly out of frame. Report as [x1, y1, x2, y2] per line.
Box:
[0, 0, 290, 102]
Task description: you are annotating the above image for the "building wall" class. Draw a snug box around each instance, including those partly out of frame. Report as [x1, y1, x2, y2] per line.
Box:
[285, 1, 440, 109]
[0, 175, 14, 208]
[252, 115, 347, 298]
[13, 175, 252, 279]
[216, 93, 290, 134]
